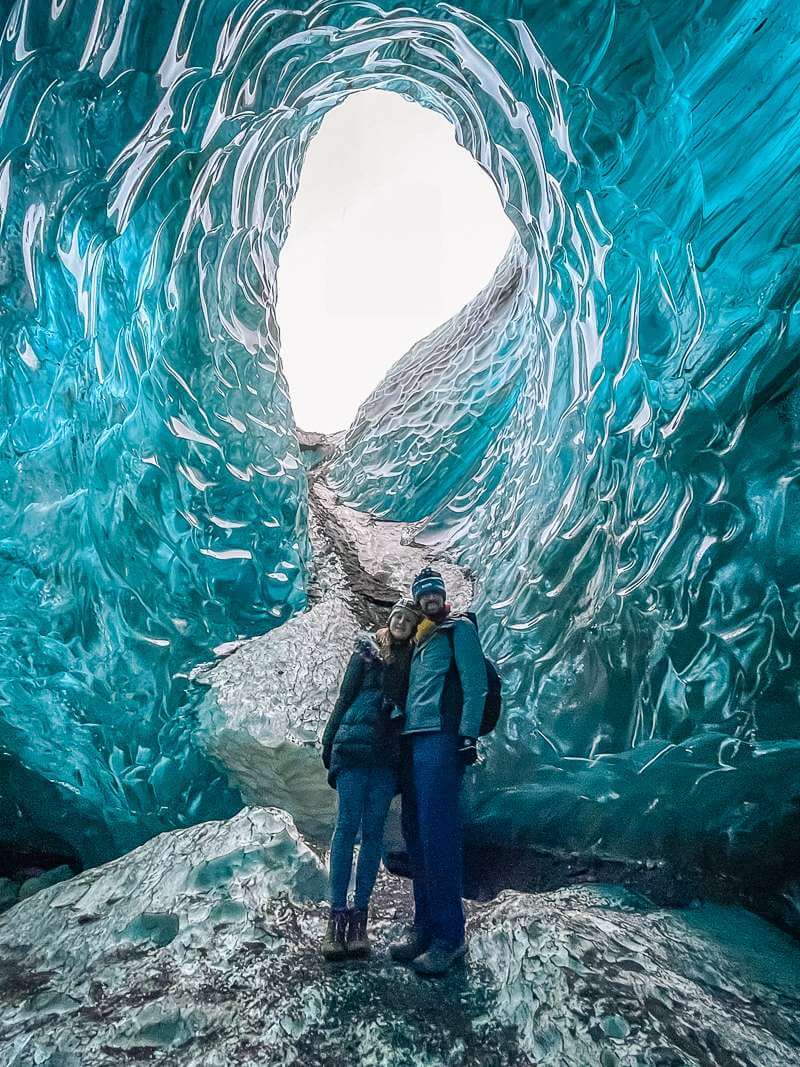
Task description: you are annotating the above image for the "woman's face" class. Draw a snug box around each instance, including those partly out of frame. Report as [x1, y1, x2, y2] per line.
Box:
[388, 611, 416, 641]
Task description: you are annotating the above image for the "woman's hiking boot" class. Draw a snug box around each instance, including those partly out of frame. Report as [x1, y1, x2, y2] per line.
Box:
[321, 907, 349, 961]
[411, 939, 467, 977]
[389, 926, 431, 964]
[346, 907, 371, 957]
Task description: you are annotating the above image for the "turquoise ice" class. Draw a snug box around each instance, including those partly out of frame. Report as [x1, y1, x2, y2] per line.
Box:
[0, 1, 798, 930]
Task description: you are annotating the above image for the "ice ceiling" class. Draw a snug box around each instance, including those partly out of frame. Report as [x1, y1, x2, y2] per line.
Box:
[0, 1, 799, 919]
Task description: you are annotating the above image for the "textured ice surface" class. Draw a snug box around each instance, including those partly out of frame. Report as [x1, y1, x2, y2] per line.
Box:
[326, 5, 800, 920]
[193, 478, 472, 846]
[330, 239, 530, 521]
[193, 596, 351, 845]
[2, 814, 799, 1066]
[1, 0, 799, 913]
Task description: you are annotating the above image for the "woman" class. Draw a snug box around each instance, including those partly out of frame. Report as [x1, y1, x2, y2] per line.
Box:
[320, 598, 420, 960]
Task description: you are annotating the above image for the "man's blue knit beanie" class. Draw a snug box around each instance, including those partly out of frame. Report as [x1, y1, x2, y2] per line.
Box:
[411, 567, 447, 603]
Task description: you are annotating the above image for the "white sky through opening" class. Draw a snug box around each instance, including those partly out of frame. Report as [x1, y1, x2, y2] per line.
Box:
[276, 89, 515, 433]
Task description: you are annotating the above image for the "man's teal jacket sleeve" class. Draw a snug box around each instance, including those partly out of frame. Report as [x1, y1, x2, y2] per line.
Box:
[453, 619, 488, 738]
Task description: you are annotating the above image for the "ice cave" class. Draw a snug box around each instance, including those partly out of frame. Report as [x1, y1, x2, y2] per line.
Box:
[1, 1, 799, 1063]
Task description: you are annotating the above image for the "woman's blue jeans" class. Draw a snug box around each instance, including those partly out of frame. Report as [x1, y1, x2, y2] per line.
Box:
[329, 765, 397, 910]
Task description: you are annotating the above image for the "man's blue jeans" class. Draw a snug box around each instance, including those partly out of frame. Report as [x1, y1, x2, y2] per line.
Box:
[401, 731, 465, 947]
[329, 765, 397, 910]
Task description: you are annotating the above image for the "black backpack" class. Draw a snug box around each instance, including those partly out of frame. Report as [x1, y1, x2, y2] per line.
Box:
[444, 612, 502, 736]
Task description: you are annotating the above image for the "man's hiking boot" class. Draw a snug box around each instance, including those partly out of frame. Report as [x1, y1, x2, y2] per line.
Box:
[346, 907, 370, 958]
[389, 926, 431, 964]
[321, 907, 349, 961]
[411, 939, 467, 977]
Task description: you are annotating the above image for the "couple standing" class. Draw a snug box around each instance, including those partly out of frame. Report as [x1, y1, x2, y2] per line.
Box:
[320, 566, 489, 976]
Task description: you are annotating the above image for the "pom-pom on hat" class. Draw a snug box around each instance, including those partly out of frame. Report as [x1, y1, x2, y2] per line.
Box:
[411, 567, 447, 603]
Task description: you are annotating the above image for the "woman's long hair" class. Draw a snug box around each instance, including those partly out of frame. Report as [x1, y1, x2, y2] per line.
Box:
[375, 623, 416, 664]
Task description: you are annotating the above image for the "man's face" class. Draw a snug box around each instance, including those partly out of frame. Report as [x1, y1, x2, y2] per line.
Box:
[418, 592, 445, 618]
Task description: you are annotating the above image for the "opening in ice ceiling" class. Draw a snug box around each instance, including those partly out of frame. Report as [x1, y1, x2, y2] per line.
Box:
[276, 88, 515, 434]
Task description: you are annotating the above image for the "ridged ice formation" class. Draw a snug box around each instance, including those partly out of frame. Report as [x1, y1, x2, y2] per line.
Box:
[3, 808, 799, 1065]
[1, 0, 799, 919]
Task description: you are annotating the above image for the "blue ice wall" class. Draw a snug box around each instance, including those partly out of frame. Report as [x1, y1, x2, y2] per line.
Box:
[0, 0, 798, 911]
[328, 3, 800, 920]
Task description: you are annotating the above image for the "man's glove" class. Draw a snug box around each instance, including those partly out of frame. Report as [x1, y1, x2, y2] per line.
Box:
[458, 737, 478, 765]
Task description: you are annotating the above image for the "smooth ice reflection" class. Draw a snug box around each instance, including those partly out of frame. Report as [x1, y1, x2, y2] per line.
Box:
[0, 0, 798, 934]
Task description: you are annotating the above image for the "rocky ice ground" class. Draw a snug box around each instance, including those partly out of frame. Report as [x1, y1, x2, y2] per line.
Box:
[1, 806, 799, 1066]
[2, 466, 800, 1066]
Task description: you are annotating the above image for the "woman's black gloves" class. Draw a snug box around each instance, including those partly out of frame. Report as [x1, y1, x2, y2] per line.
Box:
[458, 737, 478, 765]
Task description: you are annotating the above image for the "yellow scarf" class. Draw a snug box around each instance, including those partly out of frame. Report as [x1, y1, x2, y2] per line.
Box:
[414, 617, 439, 647]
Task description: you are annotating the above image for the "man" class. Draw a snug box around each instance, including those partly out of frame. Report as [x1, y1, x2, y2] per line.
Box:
[390, 567, 488, 976]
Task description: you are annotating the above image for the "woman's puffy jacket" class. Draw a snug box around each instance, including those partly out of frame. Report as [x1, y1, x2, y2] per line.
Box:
[321, 633, 402, 786]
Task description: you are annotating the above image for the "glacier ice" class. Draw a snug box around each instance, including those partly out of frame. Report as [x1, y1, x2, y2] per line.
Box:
[192, 475, 475, 855]
[0, 0, 799, 929]
[2, 808, 799, 1065]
